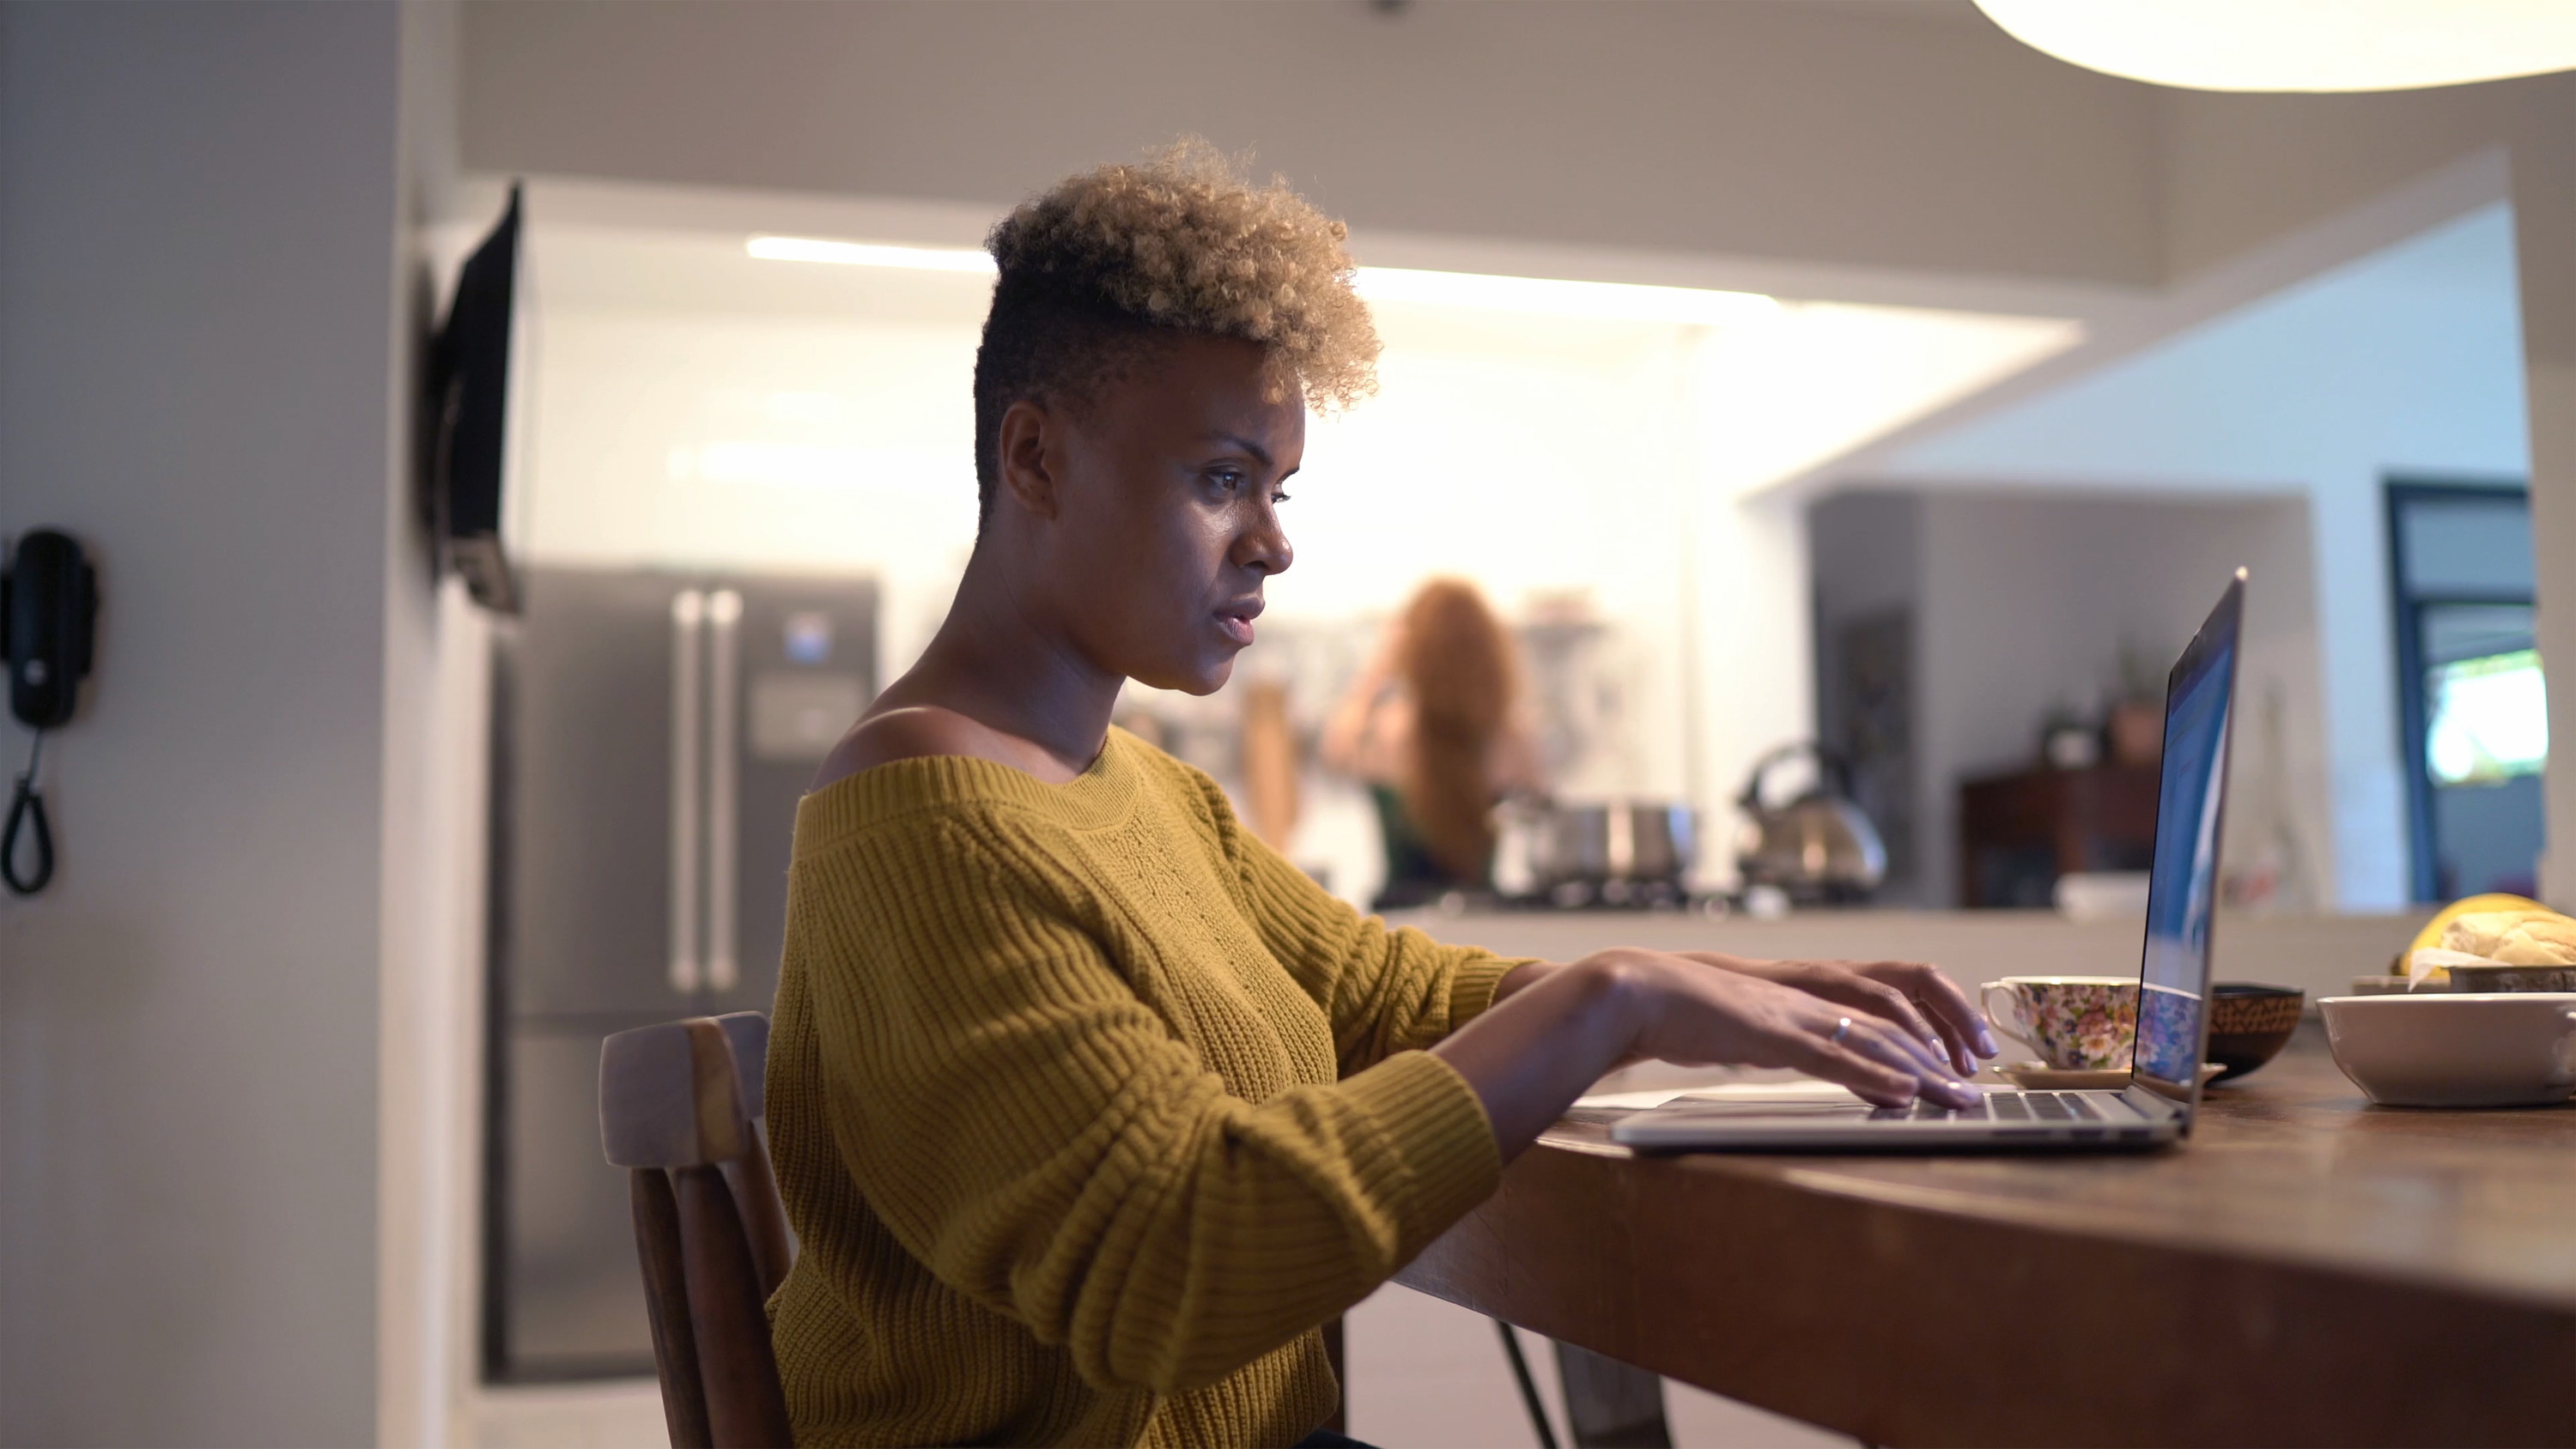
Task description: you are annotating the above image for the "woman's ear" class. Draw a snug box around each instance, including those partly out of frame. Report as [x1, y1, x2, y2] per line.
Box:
[994, 399, 1061, 522]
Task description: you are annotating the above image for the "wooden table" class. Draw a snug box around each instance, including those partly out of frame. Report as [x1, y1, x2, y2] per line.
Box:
[1394, 1025, 2576, 1447]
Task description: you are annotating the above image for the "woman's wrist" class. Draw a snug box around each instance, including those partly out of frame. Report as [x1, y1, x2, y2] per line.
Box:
[1433, 952, 1646, 1159]
[1571, 949, 1656, 1039]
[1490, 957, 1561, 1005]
[1492, 952, 1656, 1047]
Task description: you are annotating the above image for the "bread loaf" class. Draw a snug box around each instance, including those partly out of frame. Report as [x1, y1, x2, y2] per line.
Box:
[2492, 915, 2576, 966]
[2440, 910, 2567, 959]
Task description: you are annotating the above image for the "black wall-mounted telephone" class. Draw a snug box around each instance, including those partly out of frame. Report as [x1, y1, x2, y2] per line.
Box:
[2, 529, 97, 895]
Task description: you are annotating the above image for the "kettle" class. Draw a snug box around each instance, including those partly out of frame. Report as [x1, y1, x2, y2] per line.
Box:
[1735, 743, 1886, 903]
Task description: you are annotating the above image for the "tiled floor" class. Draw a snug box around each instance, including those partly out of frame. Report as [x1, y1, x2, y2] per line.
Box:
[1345, 1282, 1847, 1449]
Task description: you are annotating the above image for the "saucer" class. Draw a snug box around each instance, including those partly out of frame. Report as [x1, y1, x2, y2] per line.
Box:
[1992, 1062, 2221, 1090]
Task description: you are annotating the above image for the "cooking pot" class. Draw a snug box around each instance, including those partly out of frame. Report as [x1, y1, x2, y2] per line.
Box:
[1504, 800, 1698, 898]
[1735, 743, 1886, 903]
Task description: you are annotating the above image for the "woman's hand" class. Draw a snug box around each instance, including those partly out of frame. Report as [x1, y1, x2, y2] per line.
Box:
[1439, 950, 1979, 1160]
[1601, 951, 1977, 1107]
[1684, 954, 1997, 1076]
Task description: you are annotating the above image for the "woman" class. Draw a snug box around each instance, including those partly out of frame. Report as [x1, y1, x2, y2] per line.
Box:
[1321, 579, 1542, 907]
[766, 142, 1993, 1449]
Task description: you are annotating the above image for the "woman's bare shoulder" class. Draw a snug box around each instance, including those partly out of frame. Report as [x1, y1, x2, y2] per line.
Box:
[811, 706, 1023, 791]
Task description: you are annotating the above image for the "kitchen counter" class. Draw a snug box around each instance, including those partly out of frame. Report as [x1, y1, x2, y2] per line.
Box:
[1381, 906, 2432, 1009]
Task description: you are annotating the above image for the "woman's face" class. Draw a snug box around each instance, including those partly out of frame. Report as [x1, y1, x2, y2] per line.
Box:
[1006, 333, 1302, 695]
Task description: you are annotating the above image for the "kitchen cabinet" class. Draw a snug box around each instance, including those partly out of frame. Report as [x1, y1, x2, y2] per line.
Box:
[1956, 764, 2160, 908]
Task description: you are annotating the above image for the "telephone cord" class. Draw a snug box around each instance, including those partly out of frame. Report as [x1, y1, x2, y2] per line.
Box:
[3, 729, 52, 896]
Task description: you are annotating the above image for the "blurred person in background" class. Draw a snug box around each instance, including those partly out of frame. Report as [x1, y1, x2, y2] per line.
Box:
[1321, 579, 1543, 908]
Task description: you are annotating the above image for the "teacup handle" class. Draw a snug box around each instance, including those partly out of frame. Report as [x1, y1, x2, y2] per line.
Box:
[1981, 982, 2038, 1057]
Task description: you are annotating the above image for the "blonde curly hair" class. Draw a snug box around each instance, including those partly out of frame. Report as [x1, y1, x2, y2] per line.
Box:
[972, 140, 1380, 515]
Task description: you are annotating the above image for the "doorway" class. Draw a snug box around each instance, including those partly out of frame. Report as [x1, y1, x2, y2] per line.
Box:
[2386, 480, 2545, 900]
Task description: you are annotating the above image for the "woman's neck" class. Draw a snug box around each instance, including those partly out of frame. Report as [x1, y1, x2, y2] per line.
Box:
[886, 550, 1126, 776]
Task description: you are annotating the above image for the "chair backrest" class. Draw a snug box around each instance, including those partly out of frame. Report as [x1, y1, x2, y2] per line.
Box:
[602, 1011, 798, 1448]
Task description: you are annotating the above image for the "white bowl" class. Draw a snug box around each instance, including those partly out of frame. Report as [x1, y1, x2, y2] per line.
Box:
[2317, 993, 2576, 1107]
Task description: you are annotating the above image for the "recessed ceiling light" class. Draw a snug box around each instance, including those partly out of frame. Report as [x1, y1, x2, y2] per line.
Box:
[1352, 268, 1777, 326]
[745, 236, 996, 271]
[745, 234, 1779, 325]
[1975, 0, 2576, 92]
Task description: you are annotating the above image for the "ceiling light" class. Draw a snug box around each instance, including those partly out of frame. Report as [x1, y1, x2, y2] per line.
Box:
[1975, 0, 2576, 92]
[745, 235, 1779, 325]
[1353, 267, 1777, 325]
[745, 236, 996, 271]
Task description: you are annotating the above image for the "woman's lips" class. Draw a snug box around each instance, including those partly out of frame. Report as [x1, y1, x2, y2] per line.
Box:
[1215, 600, 1261, 646]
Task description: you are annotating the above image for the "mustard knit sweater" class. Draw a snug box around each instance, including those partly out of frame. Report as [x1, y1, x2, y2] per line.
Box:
[765, 728, 1522, 1447]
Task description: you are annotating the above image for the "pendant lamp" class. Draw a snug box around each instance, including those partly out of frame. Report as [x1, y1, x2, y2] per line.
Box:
[1973, 0, 2576, 93]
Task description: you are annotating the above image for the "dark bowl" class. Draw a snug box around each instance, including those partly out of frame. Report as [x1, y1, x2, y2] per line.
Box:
[2205, 982, 2306, 1083]
[2447, 962, 2576, 993]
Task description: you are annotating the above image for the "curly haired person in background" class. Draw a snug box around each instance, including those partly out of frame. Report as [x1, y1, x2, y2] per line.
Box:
[766, 141, 1996, 1448]
[1321, 578, 1544, 909]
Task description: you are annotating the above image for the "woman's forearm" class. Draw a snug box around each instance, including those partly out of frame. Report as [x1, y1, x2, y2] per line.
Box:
[1433, 956, 1638, 1160]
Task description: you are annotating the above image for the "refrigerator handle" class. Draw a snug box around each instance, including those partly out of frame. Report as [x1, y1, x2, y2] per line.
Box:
[669, 590, 706, 995]
[705, 589, 743, 994]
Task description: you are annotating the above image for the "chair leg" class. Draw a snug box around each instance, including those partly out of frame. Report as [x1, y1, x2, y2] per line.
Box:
[1552, 1341, 1672, 1449]
[1495, 1319, 1559, 1449]
[633, 1168, 714, 1449]
[674, 1164, 795, 1448]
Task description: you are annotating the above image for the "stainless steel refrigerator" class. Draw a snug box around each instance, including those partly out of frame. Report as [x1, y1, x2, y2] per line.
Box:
[484, 565, 877, 1381]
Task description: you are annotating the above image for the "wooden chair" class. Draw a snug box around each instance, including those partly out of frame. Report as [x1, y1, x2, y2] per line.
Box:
[601, 1012, 798, 1448]
[598, 1013, 1364, 1444]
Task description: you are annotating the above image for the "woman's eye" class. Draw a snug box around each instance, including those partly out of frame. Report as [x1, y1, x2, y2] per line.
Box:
[1210, 470, 1245, 493]
[1270, 490, 1291, 505]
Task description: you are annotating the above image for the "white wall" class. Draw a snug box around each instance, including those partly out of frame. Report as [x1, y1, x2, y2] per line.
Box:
[513, 209, 2087, 910]
[2506, 109, 2576, 908]
[2159, 73, 2576, 282]
[0, 3, 421, 1442]
[1877, 207, 2530, 909]
[516, 259, 1722, 905]
[1918, 493, 2324, 910]
[1807, 491, 2324, 911]
[381, 5, 477, 1446]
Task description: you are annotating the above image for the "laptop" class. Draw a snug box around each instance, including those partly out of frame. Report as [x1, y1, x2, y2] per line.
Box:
[1613, 571, 2245, 1154]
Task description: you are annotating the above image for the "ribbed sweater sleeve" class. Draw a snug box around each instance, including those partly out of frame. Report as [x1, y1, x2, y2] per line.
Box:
[1203, 775, 1532, 1075]
[793, 807, 1503, 1397]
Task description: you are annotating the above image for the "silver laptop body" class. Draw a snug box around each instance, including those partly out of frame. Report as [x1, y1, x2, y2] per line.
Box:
[1612, 572, 2245, 1155]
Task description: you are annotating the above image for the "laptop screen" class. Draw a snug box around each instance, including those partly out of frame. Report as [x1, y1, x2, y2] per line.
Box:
[2130, 575, 2244, 1105]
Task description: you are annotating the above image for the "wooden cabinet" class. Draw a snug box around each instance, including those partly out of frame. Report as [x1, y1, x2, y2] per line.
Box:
[1958, 764, 2160, 907]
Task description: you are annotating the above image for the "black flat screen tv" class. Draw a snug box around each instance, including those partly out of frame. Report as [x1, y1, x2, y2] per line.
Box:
[426, 183, 521, 613]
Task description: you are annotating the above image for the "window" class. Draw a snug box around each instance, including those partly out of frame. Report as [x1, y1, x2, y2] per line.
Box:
[2386, 481, 2545, 901]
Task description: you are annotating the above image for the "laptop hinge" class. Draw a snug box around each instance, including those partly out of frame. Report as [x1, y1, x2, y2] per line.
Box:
[2116, 1085, 2185, 1125]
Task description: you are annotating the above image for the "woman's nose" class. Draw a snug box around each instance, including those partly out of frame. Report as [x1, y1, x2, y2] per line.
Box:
[1236, 506, 1292, 576]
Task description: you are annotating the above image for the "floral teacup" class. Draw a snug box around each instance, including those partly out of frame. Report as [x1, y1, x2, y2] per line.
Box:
[1979, 976, 2138, 1071]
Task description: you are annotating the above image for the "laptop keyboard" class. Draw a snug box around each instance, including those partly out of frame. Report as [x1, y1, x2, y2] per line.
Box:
[1865, 1090, 2103, 1123]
